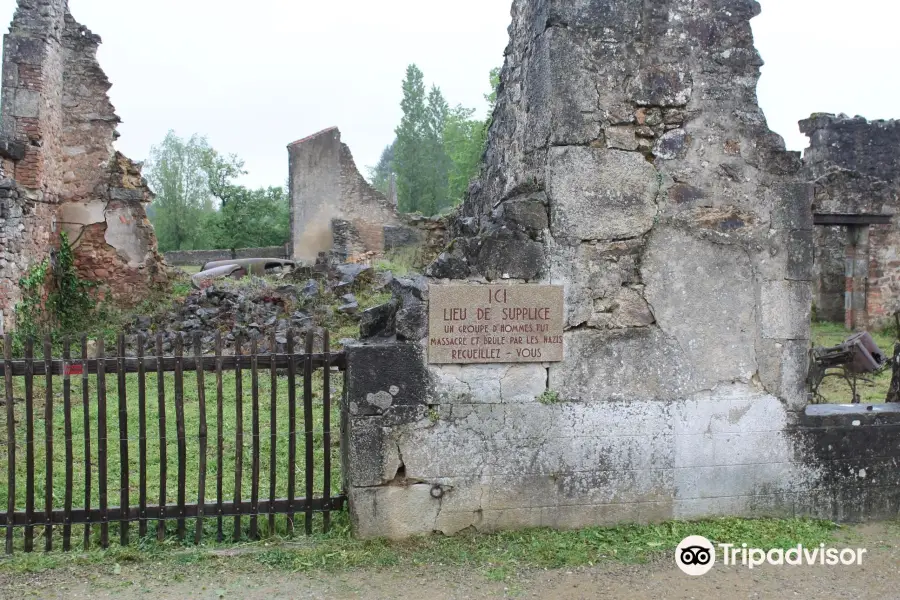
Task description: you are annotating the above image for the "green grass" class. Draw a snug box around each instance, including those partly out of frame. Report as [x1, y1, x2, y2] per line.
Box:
[0, 516, 838, 576]
[375, 247, 421, 278]
[0, 365, 343, 551]
[811, 321, 896, 404]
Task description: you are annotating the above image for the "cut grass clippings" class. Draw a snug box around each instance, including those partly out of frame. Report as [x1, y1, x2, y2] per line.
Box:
[0, 515, 838, 577]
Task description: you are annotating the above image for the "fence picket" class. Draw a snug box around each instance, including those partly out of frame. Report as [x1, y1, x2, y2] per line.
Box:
[268, 330, 277, 536]
[137, 334, 148, 538]
[174, 335, 187, 541]
[23, 337, 34, 552]
[194, 333, 208, 545]
[4, 334, 14, 554]
[322, 330, 332, 534]
[286, 331, 296, 535]
[62, 337, 74, 550]
[42, 336, 53, 552]
[117, 333, 129, 546]
[81, 335, 91, 550]
[304, 330, 314, 535]
[156, 334, 167, 542]
[215, 332, 224, 542]
[97, 338, 109, 549]
[250, 338, 260, 540]
[233, 335, 244, 542]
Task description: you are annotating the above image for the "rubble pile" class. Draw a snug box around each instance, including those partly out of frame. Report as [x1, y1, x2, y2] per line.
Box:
[127, 253, 397, 354]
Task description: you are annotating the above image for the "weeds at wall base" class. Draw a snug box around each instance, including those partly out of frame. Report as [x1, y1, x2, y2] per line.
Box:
[0, 516, 838, 576]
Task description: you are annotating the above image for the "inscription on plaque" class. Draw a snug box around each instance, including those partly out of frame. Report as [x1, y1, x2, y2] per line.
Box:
[428, 285, 565, 364]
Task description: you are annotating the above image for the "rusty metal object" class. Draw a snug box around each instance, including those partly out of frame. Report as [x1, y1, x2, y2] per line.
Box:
[201, 258, 296, 276]
[191, 265, 246, 289]
[809, 331, 887, 404]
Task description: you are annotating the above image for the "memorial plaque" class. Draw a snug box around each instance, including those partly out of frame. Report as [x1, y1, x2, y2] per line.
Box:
[428, 284, 565, 364]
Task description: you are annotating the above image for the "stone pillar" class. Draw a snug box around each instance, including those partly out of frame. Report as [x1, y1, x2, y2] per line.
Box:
[845, 225, 870, 330]
[343, 0, 825, 539]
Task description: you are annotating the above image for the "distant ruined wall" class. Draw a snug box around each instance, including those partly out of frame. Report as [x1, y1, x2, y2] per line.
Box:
[801, 114, 900, 327]
[341, 0, 898, 539]
[165, 246, 289, 267]
[288, 127, 402, 261]
[0, 0, 166, 332]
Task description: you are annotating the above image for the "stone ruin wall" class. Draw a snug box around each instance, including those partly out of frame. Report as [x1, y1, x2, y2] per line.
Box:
[0, 0, 166, 333]
[342, 0, 900, 539]
[288, 127, 402, 262]
[801, 114, 900, 327]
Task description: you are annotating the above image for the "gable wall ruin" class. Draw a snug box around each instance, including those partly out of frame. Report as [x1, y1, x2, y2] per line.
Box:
[0, 0, 166, 334]
[288, 127, 402, 262]
[341, 0, 900, 539]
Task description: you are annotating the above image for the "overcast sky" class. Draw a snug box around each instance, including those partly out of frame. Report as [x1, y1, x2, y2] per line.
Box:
[0, 0, 897, 190]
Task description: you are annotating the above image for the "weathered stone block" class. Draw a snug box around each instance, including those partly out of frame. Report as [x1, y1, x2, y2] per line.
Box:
[359, 301, 398, 339]
[109, 187, 144, 202]
[547, 147, 660, 241]
[500, 193, 548, 233]
[342, 416, 401, 488]
[0, 138, 26, 162]
[9, 89, 40, 118]
[605, 126, 638, 151]
[643, 227, 758, 388]
[629, 68, 693, 107]
[761, 281, 812, 340]
[549, 328, 698, 402]
[474, 237, 545, 280]
[349, 485, 441, 539]
[345, 342, 431, 416]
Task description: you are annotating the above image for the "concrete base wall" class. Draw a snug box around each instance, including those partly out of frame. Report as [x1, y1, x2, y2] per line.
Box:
[343, 344, 900, 539]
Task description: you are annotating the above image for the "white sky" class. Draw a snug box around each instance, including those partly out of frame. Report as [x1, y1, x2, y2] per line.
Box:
[0, 0, 897, 190]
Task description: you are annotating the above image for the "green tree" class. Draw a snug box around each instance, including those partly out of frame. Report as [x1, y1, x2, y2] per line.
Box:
[367, 142, 395, 196]
[145, 131, 218, 251]
[394, 64, 429, 214]
[387, 66, 500, 215]
[212, 186, 290, 250]
[486, 67, 501, 112]
[424, 85, 451, 214]
[147, 131, 289, 251]
[444, 105, 487, 205]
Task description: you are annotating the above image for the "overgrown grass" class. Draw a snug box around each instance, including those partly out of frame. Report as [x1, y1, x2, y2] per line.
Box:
[0, 365, 343, 551]
[0, 515, 838, 576]
[811, 321, 896, 404]
[375, 247, 421, 278]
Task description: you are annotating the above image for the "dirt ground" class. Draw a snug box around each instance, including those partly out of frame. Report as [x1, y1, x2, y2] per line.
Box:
[1, 523, 898, 600]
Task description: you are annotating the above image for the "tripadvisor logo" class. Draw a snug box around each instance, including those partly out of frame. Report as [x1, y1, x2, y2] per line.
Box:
[676, 536, 716, 576]
[675, 535, 868, 576]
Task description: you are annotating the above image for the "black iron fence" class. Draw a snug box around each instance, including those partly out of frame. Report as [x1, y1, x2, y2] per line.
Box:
[0, 329, 346, 553]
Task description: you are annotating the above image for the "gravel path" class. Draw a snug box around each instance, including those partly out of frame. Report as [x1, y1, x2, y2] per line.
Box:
[1, 523, 898, 599]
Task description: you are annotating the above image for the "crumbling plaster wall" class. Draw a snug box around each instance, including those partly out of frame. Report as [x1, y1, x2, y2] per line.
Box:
[288, 127, 402, 262]
[0, 0, 166, 331]
[342, 0, 899, 539]
[801, 114, 900, 327]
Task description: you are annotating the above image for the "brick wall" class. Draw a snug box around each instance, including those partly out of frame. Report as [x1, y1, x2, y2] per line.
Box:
[0, 0, 167, 331]
[802, 114, 900, 328]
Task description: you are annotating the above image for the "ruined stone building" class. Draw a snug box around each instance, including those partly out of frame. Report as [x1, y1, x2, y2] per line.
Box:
[802, 114, 900, 330]
[342, 0, 898, 538]
[0, 0, 166, 334]
[288, 127, 402, 262]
